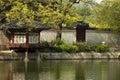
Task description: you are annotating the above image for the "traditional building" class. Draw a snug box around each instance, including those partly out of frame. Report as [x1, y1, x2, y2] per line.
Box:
[0, 21, 51, 51]
[0, 21, 89, 51]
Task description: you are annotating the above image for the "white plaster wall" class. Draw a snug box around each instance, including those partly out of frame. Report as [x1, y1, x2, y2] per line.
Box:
[40, 29, 120, 46]
[40, 30, 76, 43]
[86, 30, 120, 45]
[62, 30, 76, 43]
[40, 30, 57, 42]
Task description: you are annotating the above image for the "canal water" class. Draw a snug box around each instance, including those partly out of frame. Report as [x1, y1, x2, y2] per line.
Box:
[0, 60, 120, 80]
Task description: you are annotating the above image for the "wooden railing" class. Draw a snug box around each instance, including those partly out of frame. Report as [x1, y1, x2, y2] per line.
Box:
[7, 43, 41, 49]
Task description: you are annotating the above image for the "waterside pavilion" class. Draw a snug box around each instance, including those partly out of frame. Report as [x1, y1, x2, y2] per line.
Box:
[0, 21, 51, 52]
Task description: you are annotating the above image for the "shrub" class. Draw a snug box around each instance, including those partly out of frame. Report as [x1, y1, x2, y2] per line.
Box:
[50, 39, 65, 46]
[41, 41, 51, 47]
[74, 42, 91, 52]
[40, 41, 52, 52]
[57, 44, 78, 53]
[40, 41, 110, 53]
[40, 39, 66, 52]
[92, 44, 109, 53]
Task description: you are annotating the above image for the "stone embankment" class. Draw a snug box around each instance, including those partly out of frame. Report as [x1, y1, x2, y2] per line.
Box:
[41, 52, 120, 60]
[0, 50, 120, 60]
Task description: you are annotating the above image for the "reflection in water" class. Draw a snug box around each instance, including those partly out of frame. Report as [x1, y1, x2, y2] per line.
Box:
[75, 63, 85, 80]
[25, 62, 28, 80]
[0, 60, 120, 80]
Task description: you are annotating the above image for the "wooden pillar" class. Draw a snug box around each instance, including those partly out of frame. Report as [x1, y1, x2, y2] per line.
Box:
[11, 33, 14, 44]
[24, 32, 29, 62]
[39, 32, 40, 42]
[26, 32, 29, 46]
[76, 29, 86, 42]
[38, 31, 41, 52]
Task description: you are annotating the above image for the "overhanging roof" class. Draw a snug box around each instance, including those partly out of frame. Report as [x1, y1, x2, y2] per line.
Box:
[0, 21, 51, 32]
[69, 21, 89, 30]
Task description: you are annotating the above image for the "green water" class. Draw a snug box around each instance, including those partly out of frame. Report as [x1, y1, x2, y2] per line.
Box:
[0, 60, 120, 80]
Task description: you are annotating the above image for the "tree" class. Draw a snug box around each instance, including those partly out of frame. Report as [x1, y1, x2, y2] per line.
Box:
[34, 0, 81, 39]
[6, 1, 34, 24]
[0, 0, 35, 25]
[0, 0, 81, 39]
[92, 0, 120, 32]
[0, 0, 11, 24]
[34, 0, 96, 39]
[73, 0, 99, 28]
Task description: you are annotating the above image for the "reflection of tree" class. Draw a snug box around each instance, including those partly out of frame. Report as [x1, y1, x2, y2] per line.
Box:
[27, 61, 39, 80]
[7, 62, 13, 80]
[24, 62, 28, 80]
[54, 62, 61, 80]
[37, 61, 40, 80]
[75, 63, 85, 80]
[2, 60, 120, 80]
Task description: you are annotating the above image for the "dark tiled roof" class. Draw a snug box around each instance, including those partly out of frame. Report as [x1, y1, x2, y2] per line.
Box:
[69, 21, 89, 29]
[0, 21, 51, 30]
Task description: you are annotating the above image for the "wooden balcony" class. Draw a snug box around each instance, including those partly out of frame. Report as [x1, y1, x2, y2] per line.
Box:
[7, 43, 42, 51]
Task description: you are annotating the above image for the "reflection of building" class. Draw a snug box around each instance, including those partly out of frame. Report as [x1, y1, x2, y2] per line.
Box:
[11, 71, 76, 80]
[13, 73, 40, 80]
[13, 73, 25, 80]
[39, 72, 55, 80]
[1, 61, 120, 80]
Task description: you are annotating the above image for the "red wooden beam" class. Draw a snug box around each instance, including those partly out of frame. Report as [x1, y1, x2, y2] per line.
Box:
[11, 33, 14, 44]
[26, 32, 29, 49]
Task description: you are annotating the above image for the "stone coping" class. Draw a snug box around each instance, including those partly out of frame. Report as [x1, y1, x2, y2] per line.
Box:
[41, 52, 120, 60]
[0, 50, 120, 60]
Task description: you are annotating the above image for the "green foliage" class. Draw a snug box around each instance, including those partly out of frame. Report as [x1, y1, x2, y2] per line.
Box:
[74, 42, 91, 52]
[41, 40, 78, 53]
[92, 44, 109, 53]
[50, 39, 78, 53]
[35, 1, 81, 28]
[40, 39, 65, 52]
[0, 0, 81, 25]
[0, 0, 34, 24]
[57, 44, 78, 53]
[74, 42, 109, 53]
[41, 40, 110, 53]
[75, 4, 91, 16]
[92, 0, 120, 32]
[6, 1, 34, 24]
[50, 39, 65, 46]
[40, 41, 51, 52]
[0, 0, 82, 39]
[41, 41, 51, 48]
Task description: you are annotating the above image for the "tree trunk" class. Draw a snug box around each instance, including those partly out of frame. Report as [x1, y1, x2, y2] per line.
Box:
[56, 23, 62, 40]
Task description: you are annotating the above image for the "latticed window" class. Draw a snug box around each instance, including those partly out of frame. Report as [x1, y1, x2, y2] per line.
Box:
[14, 33, 39, 44]
[14, 35, 26, 43]
[29, 34, 39, 44]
